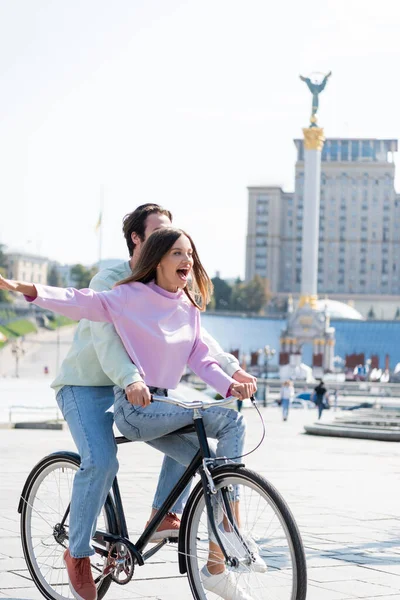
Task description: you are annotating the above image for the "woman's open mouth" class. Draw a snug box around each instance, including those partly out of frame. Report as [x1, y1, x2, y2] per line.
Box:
[177, 268, 190, 281]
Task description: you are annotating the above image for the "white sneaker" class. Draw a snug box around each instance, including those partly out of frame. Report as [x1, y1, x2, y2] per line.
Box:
[219, 525, 267, 573]
[201, 566, 253, 600]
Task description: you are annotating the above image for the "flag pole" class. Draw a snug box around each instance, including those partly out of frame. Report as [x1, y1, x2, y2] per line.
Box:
[98, 185, 104, 268]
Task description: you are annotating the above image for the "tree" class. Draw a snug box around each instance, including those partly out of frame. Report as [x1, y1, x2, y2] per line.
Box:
[230, 275, 268, 314]
[0, 244, 11, 303]
[242, 275, 268, 313]
[0, 244, 7, 269]
[47, 265, 63, 287]
[211, 276, 232, 311]
[70, 264, 98, 288]
[230, 281, 247, 312]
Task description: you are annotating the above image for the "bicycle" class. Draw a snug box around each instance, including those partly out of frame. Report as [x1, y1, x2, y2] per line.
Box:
[18, 392, 307, 600]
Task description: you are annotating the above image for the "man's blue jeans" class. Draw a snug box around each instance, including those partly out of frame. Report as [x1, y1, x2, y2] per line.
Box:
[56, 385, 191, 558]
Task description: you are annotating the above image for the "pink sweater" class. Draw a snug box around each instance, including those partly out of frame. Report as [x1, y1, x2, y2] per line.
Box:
[28, 281, 235, 397]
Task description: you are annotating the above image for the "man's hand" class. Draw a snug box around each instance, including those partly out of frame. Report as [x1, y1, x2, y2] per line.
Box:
[232, 369, 257, 396]
[229, 381, 254, 401]
[125, 381, 152, 407]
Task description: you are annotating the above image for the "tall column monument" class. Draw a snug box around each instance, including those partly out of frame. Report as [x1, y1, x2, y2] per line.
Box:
[299, 71, 331, 308]
[279, 72, 335, 380]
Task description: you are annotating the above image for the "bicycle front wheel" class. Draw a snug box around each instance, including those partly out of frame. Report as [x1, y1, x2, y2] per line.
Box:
[20, 452, 116, 600]
[184, 466, 307, 600]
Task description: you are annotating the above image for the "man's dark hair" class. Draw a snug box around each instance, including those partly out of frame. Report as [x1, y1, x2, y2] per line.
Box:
[122, 204, 172, 257]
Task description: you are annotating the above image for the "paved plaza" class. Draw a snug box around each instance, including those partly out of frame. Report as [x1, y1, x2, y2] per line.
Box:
[0, 327, 400, 599]
[0, 405, 399, 599]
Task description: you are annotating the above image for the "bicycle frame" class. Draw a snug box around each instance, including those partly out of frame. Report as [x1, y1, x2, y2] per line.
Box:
[91, 409, 242, 567]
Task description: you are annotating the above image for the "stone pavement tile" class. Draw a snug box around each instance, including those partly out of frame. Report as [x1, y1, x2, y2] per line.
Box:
[319, 579, 399, 597]
[364, 565, 400, 576]
[358, 568, 400, 589]
[0, 571, 33, 589]
[0, 514, 20, 530]
[323, 550, 389, 564]
[0, 588, 45, 600]
[123, 575, 192, 599]
[134, 559, 181, 580]
[307, 564, 368, 583]
[0, 558, 27, 572]
[0, 528, 20, 539]
[0, 538, 24, 558]
[104, 583, 160, 600]
[303, 554, 351, 568]
[305, 583, 354, 600]
[361, 597, 400, 600]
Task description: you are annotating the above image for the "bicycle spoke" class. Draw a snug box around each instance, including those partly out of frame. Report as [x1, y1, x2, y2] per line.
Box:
[21, 458, 113, 600]
[186, 470, 305, 600]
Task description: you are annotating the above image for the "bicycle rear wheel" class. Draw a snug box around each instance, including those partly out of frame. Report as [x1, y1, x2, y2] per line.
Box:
[20, 452, 116, 600]
[184, 466, 307, 600]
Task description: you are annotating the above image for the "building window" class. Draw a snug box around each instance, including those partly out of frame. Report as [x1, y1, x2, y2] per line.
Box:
[351, 141, 359, 161]
[362, 141, 372, 159]
[330, 140, 338, 161]
[373, 140, 381, 157]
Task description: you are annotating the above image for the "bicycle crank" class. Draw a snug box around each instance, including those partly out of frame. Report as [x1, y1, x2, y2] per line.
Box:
[104, 542, 134, 584]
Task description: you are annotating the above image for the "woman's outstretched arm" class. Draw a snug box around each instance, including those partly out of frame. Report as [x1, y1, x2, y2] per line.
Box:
[0, 274, 126, 323]
[0, 274, 36, 297]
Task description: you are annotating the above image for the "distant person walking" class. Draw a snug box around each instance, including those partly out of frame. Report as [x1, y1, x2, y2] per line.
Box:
[314, 381, 329, 420]
[280, 380, 294, 421]
[333, 389, 338, 411]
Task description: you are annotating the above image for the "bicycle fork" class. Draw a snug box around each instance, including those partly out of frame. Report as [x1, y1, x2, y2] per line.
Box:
[193, 410, 253, 569]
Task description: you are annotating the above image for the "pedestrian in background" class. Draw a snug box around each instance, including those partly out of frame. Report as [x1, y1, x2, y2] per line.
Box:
[280, 380, 294, 421]
[333, 389, 338, 411]
[313, 380, 329, 420]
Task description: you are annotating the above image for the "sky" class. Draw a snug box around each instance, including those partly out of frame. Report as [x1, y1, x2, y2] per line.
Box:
[1, 0, 400, 279]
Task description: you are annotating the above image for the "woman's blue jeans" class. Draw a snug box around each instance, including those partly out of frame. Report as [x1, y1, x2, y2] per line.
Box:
[113, 387, 246, 504]
[56, 385, 194, 558]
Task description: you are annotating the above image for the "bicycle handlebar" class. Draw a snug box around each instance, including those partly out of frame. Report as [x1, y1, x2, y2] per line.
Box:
[151, 394, 236, 410]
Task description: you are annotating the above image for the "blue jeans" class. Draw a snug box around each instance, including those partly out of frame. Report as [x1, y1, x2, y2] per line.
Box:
[56, 385, 191, 558]
[282, 398, 290, 420]
[113, 387, 246, 503]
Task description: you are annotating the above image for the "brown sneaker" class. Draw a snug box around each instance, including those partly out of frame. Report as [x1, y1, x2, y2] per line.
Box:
[148, 512, 181, 542]
[63, 549, 97, 600]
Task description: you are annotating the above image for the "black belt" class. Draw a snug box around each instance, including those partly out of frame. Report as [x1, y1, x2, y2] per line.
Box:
[148, 386, 168, 397]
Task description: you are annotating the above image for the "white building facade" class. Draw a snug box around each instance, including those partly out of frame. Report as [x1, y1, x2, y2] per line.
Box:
[7, 252, 48, 285]
[246, 138, 400, 297]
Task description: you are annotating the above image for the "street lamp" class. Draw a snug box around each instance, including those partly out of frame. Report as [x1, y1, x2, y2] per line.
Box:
[11, 339, 25, 378]
[258, 345, 276, 407]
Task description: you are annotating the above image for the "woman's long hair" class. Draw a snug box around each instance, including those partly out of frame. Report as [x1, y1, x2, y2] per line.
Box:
[116, 227, 213, 311]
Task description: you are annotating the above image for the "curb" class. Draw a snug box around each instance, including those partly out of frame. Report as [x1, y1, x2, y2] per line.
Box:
[3, 421, 65, 430]
[304, 423, 400, 442]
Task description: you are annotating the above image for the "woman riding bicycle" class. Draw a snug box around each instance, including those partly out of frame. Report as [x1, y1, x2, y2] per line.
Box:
[0, 227, 261, 600]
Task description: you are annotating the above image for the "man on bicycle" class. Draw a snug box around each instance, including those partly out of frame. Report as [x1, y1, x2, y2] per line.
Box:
[52, 203, 256, 600]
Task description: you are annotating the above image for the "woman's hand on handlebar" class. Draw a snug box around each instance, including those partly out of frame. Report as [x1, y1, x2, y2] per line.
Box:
[232, 369, 257, 395]
[229, 382, 254, 400]
[125, 381, 152, 407]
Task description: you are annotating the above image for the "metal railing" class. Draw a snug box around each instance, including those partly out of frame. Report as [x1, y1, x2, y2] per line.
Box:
[7, 405, 63, 424]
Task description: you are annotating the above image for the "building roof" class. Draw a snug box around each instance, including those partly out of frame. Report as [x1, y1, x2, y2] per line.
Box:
[316, 299, 364, 321]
